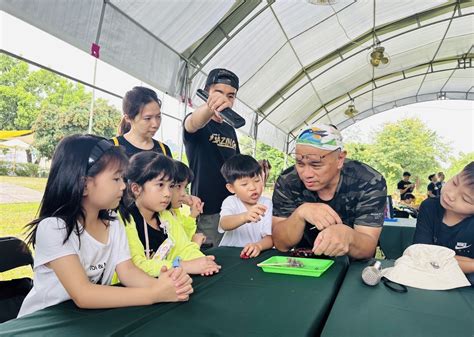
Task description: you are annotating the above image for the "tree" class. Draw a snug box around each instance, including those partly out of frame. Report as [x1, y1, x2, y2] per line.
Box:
[34, 98, 121, 159]
[0, 55, 55, 130]
[238, 136, 289, 187]
[0, 54, 122, 160]
[446, 152, 474, 179]
[345, 117, 451, 195]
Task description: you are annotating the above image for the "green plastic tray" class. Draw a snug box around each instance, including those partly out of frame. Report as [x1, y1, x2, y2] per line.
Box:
[258, 256, 334, 277]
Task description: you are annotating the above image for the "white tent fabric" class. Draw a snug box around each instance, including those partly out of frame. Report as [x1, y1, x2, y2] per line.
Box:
[1, 0, 473, 151]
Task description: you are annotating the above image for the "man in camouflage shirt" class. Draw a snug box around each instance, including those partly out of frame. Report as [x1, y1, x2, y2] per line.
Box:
[272, 124, 387, 259]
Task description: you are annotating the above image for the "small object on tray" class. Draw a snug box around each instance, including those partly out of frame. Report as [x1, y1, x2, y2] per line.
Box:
[257, 256, 334, 277]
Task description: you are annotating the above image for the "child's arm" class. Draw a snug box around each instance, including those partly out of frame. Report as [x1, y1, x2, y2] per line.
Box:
[220, 204, 267, 231]
[161, 211, 220, 276]
[175, 208, 198, 240]
[114, 259, 160, 287]
[454, 256, 474, 274]
[181, 255, 221, 276]
[187, 195, 204, 219]
[241, 235, 273, 258]
[124, 219, 172, 276]
[48, 255, 193, 308]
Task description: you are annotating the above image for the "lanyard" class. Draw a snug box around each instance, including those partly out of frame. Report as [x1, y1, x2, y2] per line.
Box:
[143, 215, 151, 260]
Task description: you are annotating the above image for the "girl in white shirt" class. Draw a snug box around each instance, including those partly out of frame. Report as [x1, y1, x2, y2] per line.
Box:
[19, 134, 193, 318]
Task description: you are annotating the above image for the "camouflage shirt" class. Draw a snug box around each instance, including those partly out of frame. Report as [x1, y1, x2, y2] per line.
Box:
[272, 159, 387, 248]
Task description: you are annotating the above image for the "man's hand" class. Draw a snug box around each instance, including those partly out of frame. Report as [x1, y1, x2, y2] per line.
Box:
[312, 224, 354, 256]
[299, 203, 342, 230]
[244, 204, 267, 223]
[207, 91, 233, 120]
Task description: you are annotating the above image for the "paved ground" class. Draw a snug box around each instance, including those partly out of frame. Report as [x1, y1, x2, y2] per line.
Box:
[0, 182, 43, 204]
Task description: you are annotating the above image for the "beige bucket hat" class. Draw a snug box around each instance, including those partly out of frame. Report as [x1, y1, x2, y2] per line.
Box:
[382, 244, 470, 290]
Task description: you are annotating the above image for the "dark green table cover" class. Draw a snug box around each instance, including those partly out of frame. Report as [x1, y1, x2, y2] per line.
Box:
[0, 247, 348, 337]
[321, 260, 474, 337]
[380, 219, 416, 259]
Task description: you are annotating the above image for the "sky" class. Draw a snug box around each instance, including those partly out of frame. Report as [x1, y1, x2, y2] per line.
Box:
[1, 11, 473, 158]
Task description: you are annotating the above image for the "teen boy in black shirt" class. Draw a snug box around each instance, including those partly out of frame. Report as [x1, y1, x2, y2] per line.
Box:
[414, 162, 474, 284]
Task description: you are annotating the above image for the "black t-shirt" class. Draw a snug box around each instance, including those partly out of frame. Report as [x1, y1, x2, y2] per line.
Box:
[114, 135, 172, 158]
[414, 198, 474, 284]
[397, 180, 413, 200]
[129, 204, 168, 257]
[427, 182, 440, 198]
[436, 181, 445, 191]
[272, 159, 387, 248]
[183, 115, 240, 214]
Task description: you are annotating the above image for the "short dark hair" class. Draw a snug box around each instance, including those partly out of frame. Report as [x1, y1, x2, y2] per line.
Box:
[460, 161, 474, 188]
[428, 174, 436, 181]
[221, 154, 262, 184]
[405, 193, 415, 200]
[120, 152, 175, 225]
[174, 160, 194, 184]
[403, 171, 411, 177]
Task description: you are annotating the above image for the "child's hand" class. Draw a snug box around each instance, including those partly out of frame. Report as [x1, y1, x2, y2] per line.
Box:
[244, 204, 267, 223]
[192, 233, 206, 247]
[152, 266, 193, 302]
[241, 243, 262, 258]
[181, 256, 221, 276]
[188, 196, 204, 218]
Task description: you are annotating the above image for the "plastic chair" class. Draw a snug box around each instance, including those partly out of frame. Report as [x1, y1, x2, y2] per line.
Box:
[0, 236, 34, 323]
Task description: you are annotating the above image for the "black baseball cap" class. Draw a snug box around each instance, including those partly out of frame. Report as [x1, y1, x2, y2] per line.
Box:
[205, 68, 239, 91]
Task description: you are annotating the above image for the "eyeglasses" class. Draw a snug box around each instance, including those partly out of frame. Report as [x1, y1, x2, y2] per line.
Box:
[87, 139, 118, 172]
[290, 148, 341, 163]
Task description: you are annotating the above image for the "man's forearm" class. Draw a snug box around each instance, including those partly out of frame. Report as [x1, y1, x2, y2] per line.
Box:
[184, 104, 214, 133]
[347, 229, 379, 259]
[272, 208, 306, 252]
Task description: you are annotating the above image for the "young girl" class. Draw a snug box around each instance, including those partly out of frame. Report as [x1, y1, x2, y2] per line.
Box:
[170, 160, 206, 248]
[19, 135, 192, 318]
[119, 152, 221, 278]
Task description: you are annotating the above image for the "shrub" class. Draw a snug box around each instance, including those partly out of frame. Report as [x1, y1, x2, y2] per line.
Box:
[14, 163, 39, 177]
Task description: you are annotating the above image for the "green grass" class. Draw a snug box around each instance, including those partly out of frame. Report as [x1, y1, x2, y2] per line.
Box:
[0, 202, 39, 281]
[0, 175, 47, 192]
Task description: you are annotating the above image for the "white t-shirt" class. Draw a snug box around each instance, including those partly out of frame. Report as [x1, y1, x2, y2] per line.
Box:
[218, 195, 273, 247]
[18, 217, 130, 318]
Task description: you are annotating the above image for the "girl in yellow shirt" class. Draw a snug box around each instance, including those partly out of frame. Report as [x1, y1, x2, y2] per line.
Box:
[170, 160, 206, 247]
[118, 152, 221, 279]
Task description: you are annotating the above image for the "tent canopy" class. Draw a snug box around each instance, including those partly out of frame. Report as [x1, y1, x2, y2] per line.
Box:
[2, 0, 473, 151]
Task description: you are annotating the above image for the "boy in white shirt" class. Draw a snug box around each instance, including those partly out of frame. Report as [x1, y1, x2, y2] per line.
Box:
[218, 154, 273, 258]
